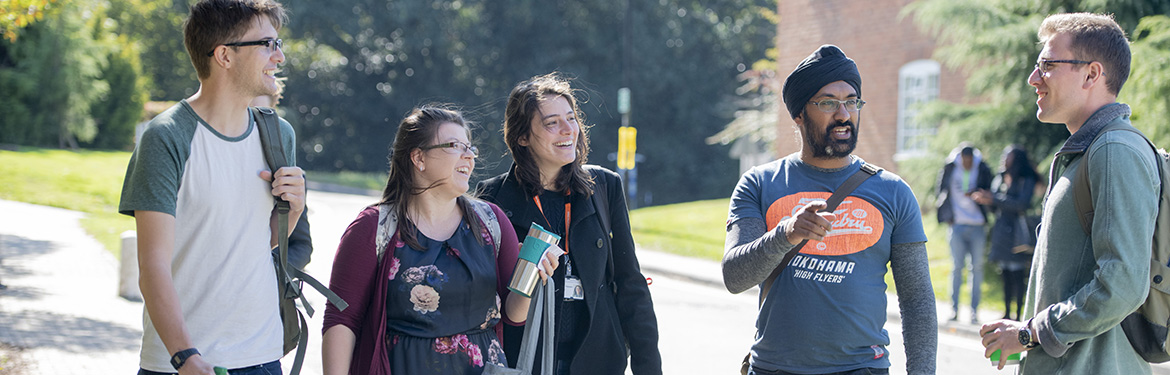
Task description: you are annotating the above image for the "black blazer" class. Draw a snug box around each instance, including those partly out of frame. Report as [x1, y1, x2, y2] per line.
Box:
[477, 165, 662, 375]
[935, 160, 993, 224]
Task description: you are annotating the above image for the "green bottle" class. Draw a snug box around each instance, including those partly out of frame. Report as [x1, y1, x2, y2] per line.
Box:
[990, 349, 1021, 365]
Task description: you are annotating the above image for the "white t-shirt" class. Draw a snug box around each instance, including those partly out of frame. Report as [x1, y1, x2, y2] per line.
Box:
[119, 101, 291, 371]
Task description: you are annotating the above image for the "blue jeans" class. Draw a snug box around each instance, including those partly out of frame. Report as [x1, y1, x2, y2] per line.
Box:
[949, 223, 985, 313]
[138, 360, 280, 375]
[749, 366, 889, 375]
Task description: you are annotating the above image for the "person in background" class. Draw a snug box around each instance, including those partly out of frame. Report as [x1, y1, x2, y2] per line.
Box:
[972, 145, 1040, 322]
[322, 106, 558, 375]
[477, 72, 662, 375]
[936, 142, 993, 324]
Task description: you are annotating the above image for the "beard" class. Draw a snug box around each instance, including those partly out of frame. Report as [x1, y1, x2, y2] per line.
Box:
[803, 118, 858, 158]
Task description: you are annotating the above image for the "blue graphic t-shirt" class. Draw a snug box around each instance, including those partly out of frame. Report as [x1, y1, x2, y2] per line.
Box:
[727, 154, 927, 373]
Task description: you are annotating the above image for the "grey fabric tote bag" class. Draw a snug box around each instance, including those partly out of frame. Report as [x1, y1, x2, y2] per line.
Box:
[484, 279, 555, 375]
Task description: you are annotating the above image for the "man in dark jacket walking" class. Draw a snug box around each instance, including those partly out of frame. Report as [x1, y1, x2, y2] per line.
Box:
[936, 143, 993, 324]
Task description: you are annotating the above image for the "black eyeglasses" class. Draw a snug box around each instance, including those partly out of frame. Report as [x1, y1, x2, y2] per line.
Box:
[808, 98, 865, 113]
[206, 38, 283, 57]
[1034, 59, 1092, 74]
[421, 141, 478, 157]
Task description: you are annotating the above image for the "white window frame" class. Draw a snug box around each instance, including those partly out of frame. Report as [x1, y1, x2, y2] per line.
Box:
[896, 59, 940, 159]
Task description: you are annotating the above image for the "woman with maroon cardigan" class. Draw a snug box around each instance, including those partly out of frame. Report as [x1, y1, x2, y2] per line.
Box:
[321, 106, 557, 375]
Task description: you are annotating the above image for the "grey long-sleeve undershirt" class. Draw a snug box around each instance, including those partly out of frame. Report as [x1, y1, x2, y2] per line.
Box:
[722, 217, 938, 375]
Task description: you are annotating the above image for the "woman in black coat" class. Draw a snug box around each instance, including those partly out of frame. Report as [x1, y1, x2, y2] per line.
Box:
[476, 72, 662, 375]
[973, 145, 1040, 321]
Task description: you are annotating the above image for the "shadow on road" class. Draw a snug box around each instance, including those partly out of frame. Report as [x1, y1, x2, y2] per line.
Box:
[0, 310, 140, 353]
[0, 235, 56, 301]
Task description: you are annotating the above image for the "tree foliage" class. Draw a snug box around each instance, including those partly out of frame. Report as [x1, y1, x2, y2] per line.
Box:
[278, 0, 776, 205]
[104, 0, 194, 101]
[86, 35, 148, 150]
[0, 0, 775, 204]
[904, 0, 1170, 177]
[0, 0, 146, 150]
[0, 0, 56, 41]
[1126, 15, 1170, 146]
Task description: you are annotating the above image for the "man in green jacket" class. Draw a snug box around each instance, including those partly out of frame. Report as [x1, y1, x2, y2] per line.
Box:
[979, 12, 1157, 374]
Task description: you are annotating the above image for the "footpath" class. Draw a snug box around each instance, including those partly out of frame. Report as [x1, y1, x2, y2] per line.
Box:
[0, 200, 143, 374]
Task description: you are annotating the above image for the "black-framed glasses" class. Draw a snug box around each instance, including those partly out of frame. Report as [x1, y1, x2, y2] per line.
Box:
[206, 38, 283, 57]
[808, 98, 865, 113]
[421, 141, 478, 157]
[1034, 59, 1092, 74]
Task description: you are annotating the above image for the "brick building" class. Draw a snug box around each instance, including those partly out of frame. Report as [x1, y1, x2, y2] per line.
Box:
[771, 0, 967, 172]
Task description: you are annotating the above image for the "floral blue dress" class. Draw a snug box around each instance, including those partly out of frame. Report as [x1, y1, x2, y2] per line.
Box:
[383, 219, 508, 374]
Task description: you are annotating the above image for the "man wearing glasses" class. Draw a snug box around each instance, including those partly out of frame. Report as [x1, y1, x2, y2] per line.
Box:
[119, 0, 304, 374]
[723, 45, 937, 375]
[979, 13, 1156, 374]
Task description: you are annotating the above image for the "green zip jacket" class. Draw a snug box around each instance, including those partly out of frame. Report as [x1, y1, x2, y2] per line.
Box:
[1021, 103, 1156, 374]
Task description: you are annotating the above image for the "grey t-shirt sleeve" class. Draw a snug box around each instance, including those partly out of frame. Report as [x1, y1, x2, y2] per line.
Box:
[118, 108, 193, 217]
[721, 217, 797, 294]
[890, 241, 937, 375]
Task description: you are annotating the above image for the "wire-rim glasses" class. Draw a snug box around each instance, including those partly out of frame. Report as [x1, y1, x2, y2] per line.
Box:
[421, 141, 478, 157]
[808, 98, 865, 113]
[206, 38, 283, 57]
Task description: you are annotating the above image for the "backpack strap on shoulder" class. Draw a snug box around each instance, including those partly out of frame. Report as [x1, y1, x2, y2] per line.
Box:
[253, 107, 347, 375]
[468, 199, 502, 257]
[376, 203, 399, 262]
[1073, 123, 1157, 234]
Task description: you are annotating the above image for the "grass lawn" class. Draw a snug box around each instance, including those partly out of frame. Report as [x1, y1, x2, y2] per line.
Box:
[629, 198, 730, 261]
[306, 169, 386, 191]
[629, 198, 1008, 316]
[0, 147, 136, 259]
[0, 147, 386, 261]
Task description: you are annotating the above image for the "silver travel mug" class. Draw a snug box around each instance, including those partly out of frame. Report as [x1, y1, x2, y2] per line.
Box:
[508, 223, 560, 298]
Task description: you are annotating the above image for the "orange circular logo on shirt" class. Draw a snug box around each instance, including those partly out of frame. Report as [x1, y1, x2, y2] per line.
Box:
[765, 192, 884, 256]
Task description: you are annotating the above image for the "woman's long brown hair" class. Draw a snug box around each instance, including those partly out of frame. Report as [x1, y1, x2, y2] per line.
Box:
[377, 105, 485, 250]
[502, 72, 595, 197]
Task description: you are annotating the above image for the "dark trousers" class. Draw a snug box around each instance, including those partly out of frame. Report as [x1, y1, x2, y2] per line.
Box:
[1001, 269, 1027, 320]
[138, 359, 280, 375]
[749, 366, 889, 375]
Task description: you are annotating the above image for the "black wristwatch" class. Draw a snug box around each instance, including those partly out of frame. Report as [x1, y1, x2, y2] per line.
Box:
[1018, 320, 1039, 349]
[170, 348, 200, 370]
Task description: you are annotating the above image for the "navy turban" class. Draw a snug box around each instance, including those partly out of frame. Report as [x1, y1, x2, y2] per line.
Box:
[782, 45, 862, 119]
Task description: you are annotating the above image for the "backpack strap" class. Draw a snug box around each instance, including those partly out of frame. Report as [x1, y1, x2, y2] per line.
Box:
[252, 107, 347, 375]
[758, 162, 881, 306]
[376, 200, 502, 260]
[376, 203, 399, 262]
[1073, 124, 1158, 234]
[468, 199, 503, 257]
[253, 107, 294, 287]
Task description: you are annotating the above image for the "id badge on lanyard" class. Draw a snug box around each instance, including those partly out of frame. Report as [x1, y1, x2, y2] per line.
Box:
[534, 192, 585, 301]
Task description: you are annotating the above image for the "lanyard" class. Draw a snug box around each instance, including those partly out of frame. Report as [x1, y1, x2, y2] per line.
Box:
[533, 191, 570, 254]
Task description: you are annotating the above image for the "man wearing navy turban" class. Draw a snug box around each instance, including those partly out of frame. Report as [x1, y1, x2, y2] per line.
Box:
[723, 45, 938, 375]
